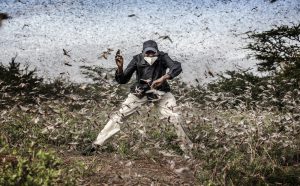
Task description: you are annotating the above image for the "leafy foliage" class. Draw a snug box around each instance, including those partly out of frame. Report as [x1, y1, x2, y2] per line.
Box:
[202, 70, 300, 111]
[0, 139, 81, 186]
[0, 57, 43, 107]
[0, 57, 87, 109]
[246, 24, 300, 72]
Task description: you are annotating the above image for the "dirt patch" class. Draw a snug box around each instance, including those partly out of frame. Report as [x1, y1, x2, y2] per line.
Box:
[62, 151, 199, 185]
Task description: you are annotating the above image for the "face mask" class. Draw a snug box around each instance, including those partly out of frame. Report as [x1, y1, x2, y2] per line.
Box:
[144, 56, 158, 65]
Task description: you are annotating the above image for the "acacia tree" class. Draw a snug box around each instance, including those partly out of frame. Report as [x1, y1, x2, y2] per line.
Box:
[246, 24, 300, 76]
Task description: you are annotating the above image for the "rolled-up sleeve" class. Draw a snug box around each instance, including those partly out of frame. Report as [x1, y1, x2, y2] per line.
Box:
[115, 57, 137, 84]
[163, 53, 182, 79]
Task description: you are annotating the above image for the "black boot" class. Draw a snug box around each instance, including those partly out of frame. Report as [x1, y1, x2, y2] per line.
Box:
[82, 144, 96, 156]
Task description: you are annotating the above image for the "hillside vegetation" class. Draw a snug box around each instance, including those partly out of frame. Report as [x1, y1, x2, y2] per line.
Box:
[0, 24, 299, 185]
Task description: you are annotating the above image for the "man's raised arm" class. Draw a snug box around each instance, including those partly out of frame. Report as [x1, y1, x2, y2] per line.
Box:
[115, 51, 137, 84]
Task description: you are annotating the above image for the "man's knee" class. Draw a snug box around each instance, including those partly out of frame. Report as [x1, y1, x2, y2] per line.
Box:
[119, 93, 147, 116]
[108, 113, 122, 123]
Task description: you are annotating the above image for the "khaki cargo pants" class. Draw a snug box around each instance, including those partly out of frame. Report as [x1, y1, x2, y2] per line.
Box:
[93, 91, 193, 151]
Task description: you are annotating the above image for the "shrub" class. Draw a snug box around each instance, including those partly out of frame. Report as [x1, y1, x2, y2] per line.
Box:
[0, 140, 78, 185]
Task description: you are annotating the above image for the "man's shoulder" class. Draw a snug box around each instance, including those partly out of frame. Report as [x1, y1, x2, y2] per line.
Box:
[158, 51, 169, 61]
[158, 51, 167, 56]
[132, 53, 142, 61]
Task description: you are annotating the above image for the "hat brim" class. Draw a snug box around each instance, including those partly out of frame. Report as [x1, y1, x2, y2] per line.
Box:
[143, 47, 158, 55]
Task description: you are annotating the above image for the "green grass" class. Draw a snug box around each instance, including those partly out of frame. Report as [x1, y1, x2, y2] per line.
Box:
[0, 61, 299, 185]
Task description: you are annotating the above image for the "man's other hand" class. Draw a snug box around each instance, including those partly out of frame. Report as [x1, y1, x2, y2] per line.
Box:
[151, 74, 171, 89]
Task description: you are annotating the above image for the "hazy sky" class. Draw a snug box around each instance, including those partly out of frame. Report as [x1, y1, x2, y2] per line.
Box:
[0, 0, 299, 83]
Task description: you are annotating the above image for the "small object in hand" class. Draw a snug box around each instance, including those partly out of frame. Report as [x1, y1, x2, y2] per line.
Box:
[0, 13, 9, 20]
[0, 13, 9, 27]
[116, 49, 121, 56]
[115, 49, 123, 68]
[133, 79, 151, 98]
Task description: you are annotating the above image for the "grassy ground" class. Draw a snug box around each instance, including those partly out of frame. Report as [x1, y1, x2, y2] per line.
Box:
[0, 63, 299, 185]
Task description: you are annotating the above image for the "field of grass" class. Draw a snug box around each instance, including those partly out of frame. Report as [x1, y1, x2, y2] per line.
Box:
[0, 62, 299, 185]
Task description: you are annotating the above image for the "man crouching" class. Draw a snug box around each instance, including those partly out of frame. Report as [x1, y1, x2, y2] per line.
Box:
[83, 40, 193, 155]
